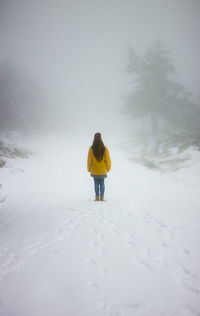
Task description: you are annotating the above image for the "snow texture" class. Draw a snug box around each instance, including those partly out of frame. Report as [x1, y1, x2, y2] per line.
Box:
[0, 134, 200, 316]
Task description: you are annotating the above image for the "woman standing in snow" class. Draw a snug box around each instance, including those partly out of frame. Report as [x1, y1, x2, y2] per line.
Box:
[87, 133, 111, 201]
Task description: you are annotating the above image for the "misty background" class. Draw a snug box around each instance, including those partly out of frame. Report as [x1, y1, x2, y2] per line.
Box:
[0, 0, 200, 156]
[1, 2, 200, 315]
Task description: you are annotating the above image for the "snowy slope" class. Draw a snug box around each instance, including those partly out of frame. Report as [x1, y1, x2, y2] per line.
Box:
[0, 134, 200, 316]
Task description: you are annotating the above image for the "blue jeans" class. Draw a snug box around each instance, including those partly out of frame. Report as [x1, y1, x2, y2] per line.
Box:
[94, 178, 105, 197]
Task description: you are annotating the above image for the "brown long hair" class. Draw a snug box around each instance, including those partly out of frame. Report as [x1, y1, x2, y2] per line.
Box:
[92, 140, 105, 162]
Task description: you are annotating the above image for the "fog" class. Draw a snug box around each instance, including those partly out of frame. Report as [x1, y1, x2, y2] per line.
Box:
[1, 2, 200, 315]
[1, 0, 200, 136]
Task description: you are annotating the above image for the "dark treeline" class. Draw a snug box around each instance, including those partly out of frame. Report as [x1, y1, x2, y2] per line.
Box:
[122, 40, 200, 136]
[0, 60, 45, 132]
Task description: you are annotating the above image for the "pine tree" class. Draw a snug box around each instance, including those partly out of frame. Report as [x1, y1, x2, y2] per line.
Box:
[0, 60, 42, 131]
[123, 40, 200, 133]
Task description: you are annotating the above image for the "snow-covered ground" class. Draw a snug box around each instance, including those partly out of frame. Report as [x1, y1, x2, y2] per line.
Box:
[0, 133, 200, 316]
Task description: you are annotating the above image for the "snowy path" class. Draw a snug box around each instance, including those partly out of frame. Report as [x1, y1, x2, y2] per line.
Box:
[0, 135, 200, 316]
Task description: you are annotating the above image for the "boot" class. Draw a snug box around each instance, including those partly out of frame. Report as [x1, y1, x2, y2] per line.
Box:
[100, 196, 104, 201]
[94, 196, 100, 201]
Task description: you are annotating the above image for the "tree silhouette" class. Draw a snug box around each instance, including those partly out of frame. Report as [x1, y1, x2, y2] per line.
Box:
[0, 60, 42, 131]
[123, 40, 200, 133]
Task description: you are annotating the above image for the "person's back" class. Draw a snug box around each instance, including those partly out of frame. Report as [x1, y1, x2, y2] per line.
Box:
[87, 133, 111, 201]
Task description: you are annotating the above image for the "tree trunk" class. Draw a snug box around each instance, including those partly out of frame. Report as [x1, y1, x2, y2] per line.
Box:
[150, 112, 159, 134]
[141, 116, 145, 133]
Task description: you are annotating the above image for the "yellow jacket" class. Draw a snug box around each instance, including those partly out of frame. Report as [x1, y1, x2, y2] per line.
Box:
[87, 146, 111, 175]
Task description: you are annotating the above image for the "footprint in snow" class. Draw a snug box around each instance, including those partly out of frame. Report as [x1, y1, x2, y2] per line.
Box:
[99, 267, 107, 277]
[138, 259, 154, 270]
[85, 258, 98, 266]
[96, 296, 108, 311]
[125, 233, 137, 248]
[87, 281, 99, 290]
[0, 195, 6, 203]
[181, 281, 200, 296]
